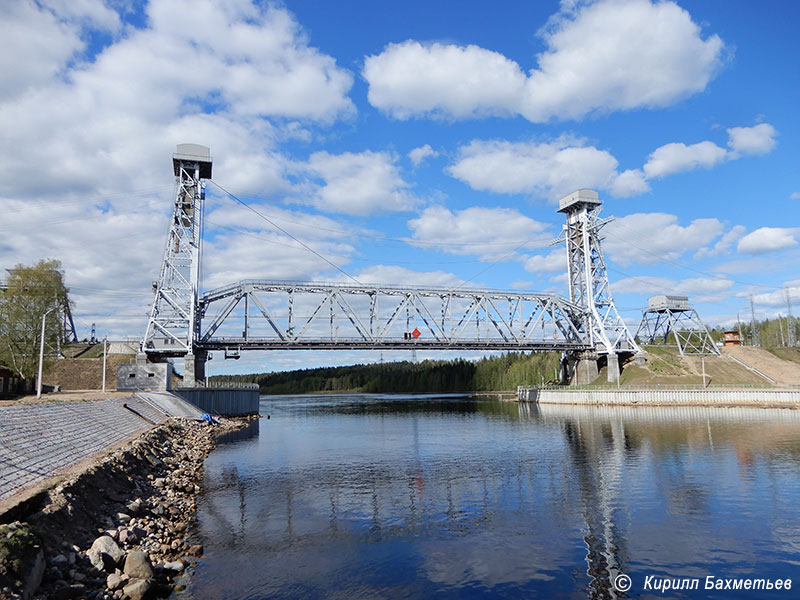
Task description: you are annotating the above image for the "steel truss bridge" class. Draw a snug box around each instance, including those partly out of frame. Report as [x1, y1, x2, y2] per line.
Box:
[141, 144, 640, 384]
[196, 281, 589, 352]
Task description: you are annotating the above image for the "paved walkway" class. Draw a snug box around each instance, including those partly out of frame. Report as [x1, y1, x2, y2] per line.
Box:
[0, 396, 169, 502]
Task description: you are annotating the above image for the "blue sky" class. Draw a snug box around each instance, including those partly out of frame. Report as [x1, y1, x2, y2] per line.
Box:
[1, 0, 798, 374]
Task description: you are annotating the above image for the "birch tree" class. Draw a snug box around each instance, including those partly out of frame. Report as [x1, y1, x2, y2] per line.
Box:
[0, 259, 71, 379]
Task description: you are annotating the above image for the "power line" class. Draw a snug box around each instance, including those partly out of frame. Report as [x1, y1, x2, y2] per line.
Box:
[457, 232, 553, 288]
[209, 188, 552, 248]
[603, 229, 782, 290]
[0, 198, 167, 232]
[205, 218, 486, 266]
[209, 180, 363, 285]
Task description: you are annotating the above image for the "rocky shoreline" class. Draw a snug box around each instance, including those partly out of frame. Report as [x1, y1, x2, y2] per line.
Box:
[0, 416, 253, 600]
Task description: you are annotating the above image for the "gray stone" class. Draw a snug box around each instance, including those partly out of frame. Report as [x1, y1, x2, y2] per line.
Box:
[126, 499, 143, 515]
[51, 554, 69, 566]
[55, 583, 86, 599]
[106, 573, 126, 591]
[160, 560, 186, 573]
[122, 578, 155, 600]
[123, 551, 154, 579]
[118, 529, 137, 544]
[21, 546, 46, 600]
[87, 536, 124, 572]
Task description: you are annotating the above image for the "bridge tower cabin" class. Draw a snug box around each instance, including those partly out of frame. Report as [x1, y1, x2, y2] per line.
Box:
[140, 144, 212, 385]
[555, 189, 641, 383]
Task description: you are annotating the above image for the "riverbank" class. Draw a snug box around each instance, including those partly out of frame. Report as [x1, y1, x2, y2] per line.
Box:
[518, 386, 800, 407]
[0, 415, 252, 600]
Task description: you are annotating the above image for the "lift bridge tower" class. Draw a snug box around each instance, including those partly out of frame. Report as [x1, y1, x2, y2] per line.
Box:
[554, 189, 641, 383]
[141, 144, 212, 383]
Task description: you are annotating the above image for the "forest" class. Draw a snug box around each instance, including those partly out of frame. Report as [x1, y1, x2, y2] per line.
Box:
[210, 351, 563, 394]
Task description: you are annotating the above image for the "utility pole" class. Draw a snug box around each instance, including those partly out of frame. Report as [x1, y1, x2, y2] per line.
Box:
[787, 288, 796, 347]
[737, 314, 743, 345]
[102, 336, 107, 393]
[749, 296, 759, 347]
[37, 307, 56, 399]
[702, 357, 707, 388]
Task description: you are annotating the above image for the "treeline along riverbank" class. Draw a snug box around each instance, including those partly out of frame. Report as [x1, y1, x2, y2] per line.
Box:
[210, 352, 562, 394]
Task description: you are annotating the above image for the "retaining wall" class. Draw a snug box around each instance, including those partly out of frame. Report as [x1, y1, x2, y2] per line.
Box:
[172, 387, 260, 416]
[0, 397, 167, 502]
[518, 387, 800, 407]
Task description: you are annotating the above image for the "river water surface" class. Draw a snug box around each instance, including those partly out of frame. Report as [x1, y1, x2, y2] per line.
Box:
[190, 395, 800, 599]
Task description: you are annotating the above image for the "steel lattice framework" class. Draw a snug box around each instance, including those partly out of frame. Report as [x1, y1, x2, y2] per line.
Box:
[139, 146, 643, 384]
[142, 144, 211, 355]
[554, 190, 640, 355]
[196, 281, 590, 352]
[635, 295, 719, 356]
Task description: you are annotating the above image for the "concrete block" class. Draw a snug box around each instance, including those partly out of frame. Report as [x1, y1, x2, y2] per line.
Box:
[116, 363, 172, 391]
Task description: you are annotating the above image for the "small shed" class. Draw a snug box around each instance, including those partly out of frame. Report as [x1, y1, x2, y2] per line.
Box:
[723, 330, 741, 346]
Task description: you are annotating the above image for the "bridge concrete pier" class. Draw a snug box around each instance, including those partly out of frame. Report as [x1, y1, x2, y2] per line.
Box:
[561, 352, 599, 385]
[562, 351, 622, 385]
[575, 352, 600, 385]
[606, 353, 620, 384]
[183, 352, 206, 387]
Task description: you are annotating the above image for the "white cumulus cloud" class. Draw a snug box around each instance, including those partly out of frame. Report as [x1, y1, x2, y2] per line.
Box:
[408, 144, 439, 166]
[737, 227, 799, 254]
[407, 206, 550, 258]
[523, 249, 567, 273]
[364, 0, 724, 123]
[643, 141, 728, 178]
[605, 213, 725, 265]
[726, 123, 777, 157]
[364, 41, 525, 120]
[303, 151, 417, 216]
[0, 0, 355, 201]
[447, 138, 620, 200]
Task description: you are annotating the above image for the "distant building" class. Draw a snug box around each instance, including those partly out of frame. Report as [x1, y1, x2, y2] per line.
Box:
[723, 330, 741, 346]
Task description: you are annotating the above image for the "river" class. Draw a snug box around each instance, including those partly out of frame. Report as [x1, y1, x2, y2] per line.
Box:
[189, 394, 800, 599]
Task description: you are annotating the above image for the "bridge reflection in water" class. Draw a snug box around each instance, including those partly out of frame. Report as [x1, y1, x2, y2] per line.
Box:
[192, 396, 800, 599]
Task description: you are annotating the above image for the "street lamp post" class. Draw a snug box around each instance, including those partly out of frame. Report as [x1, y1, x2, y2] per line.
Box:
[36, 307, 56, 399]
[102, 336, 108, 392]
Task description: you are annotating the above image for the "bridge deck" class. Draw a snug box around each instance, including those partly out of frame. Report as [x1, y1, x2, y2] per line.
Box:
[196, 338, 591, 351]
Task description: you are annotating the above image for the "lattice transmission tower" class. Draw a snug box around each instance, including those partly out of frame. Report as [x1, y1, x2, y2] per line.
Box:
[142, 144, 212, 377]
[554, 189, 640, 381]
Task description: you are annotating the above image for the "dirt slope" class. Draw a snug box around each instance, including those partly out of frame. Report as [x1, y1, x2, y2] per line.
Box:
[720, 346, 800, 386]
[609, 345, 799, 387]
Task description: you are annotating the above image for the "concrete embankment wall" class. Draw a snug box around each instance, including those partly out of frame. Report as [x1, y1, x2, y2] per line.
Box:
[0, 398, 168, 503]
[173, 387, 260, 416]
[518, 387, 800, 407]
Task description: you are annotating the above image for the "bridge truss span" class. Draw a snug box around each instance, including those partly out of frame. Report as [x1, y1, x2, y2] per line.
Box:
[196, 280, 591, 352]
